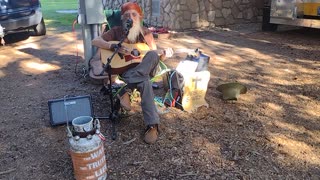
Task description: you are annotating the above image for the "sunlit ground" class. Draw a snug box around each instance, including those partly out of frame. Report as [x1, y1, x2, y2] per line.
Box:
[0, 31, 83, 76]
[159, 31, 320, 170]
[1, 26, 319, 178]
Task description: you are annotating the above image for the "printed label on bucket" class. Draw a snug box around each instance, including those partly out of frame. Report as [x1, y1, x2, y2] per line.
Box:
[71, 144, 107, 180]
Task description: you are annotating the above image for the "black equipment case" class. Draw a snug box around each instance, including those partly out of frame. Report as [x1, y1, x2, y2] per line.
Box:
[48, 95, 93, 126]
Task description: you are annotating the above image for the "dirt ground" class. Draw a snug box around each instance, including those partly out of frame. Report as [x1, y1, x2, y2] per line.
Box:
[0, 24, 319, 180]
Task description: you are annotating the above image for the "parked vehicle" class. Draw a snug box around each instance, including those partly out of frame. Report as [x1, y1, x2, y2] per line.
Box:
[0, 0, 46, 36]
[262, 0, 320, 31]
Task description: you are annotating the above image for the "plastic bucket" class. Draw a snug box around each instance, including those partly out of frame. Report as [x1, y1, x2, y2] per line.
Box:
[72, 116, 93, 132]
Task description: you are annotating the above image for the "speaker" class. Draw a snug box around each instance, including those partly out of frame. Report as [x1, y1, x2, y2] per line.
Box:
[48, 95, 93, 126]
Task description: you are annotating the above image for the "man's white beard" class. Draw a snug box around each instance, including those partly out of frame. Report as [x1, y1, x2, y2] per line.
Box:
[126, 21, 141, 43]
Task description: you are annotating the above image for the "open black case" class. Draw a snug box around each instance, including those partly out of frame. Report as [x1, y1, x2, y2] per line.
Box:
[48, 95, 93, 126]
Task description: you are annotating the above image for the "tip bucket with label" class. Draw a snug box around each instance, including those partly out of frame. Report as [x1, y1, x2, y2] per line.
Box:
[69, 117, 107, 180]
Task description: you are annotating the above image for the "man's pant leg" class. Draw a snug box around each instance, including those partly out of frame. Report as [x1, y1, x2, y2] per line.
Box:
[122, 51, 160, 83]
[121, 51, 160, 125]
[136, 80, 160, 125]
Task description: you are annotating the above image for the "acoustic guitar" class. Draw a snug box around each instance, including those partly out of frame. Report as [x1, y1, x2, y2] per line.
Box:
[100, 41, 194, 74]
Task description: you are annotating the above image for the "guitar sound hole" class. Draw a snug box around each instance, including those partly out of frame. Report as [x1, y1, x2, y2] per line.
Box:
[131, 49, 140, 56]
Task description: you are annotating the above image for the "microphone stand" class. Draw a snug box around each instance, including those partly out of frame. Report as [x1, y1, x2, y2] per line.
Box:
[99, 26, 131, 140]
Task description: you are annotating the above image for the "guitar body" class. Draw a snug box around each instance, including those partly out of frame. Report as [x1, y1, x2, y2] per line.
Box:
[100, 41, 151, 74]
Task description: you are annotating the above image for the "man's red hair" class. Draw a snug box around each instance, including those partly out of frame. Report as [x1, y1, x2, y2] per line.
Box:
[121, 2, 143, 17]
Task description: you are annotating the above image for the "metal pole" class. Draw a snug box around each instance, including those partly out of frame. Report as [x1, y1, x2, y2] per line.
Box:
[78, 0, 104, 72]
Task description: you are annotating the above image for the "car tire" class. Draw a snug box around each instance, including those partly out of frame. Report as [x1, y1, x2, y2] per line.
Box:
[33, 18, 46, 36]
[262, 6, 278, 32]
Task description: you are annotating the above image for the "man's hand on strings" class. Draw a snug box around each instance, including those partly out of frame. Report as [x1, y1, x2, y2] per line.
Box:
[109, 44, 118, 50]
[110, 43, 131, 55]
[160, 48, 173, 61]
[163, 48, 173, 58]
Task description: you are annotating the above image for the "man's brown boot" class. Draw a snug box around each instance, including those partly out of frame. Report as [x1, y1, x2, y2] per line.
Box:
[117, 92, 131, 111]
[144, 125, 159, 144]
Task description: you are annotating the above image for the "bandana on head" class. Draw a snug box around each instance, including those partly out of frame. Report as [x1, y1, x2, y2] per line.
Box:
[121, 2, 143, 17]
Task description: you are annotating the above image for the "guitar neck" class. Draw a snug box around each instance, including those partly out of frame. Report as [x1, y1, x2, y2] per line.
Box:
[109, 41, 197, 56]
[140, 48, 197, 57]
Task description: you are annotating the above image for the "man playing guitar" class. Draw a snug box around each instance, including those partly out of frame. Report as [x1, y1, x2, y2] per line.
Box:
[92, 2, 172, 144]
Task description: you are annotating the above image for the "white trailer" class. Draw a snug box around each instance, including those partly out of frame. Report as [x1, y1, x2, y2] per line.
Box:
[262, 0, 320, 31]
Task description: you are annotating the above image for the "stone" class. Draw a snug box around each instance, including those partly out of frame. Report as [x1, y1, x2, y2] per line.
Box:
[191, 13, 200, 22]
[245, 8, 254, 20]
[187, 0, 199, 13]
[214, 17, 226, 26]
[205, 0, 214, 11]
[200, 1, 206, 11]
[179, 5, 188, 11]
[181, 0, 187, 5]
[171, 4, 180, 14]
[231, 6, 240, 18]
[209, 22, 216, 28]
[242, 0, 250, 4]
[208, 11, 216, 21]
[226, 14, 235, 24]
[163, 21, 169, 28]
[200, 11, 208, 20]
[182, 21, 192, 29]
[162, 0, 170, 7]
[191, 22, 198, 28]
[223, 1, 232, 8]
[238, 5, 246, 11]
[169, 13, 175, 20]
[257, 15, 263, 21]
[213, 0, 222, 9]
[164, 3, 171, 13]
[216, 10, 223, 17]
[105, 0, 264, 30]
[222, 8, 231, 18]
[199, 20, 210, 27]
[177, 4, 181, 11]
[183, 11, 192, 20]
[173, 20, 181, 29]
[164, 12, 170, 22]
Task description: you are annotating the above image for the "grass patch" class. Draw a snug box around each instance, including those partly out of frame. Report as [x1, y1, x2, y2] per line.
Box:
[41, 0, 78, 29]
